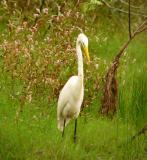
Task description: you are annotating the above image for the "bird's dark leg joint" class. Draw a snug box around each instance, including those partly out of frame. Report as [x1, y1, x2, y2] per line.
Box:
[62, 119, 66, 138]
[74, 135, 76, 143]
[74, 119, 77, 143]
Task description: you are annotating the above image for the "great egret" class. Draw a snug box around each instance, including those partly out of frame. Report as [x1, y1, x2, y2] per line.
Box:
[57, 33, 90, 143]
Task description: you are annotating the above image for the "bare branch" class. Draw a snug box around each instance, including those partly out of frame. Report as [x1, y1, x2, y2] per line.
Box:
[132, 20, 147, 37]
[120, 0, 142, 9]
[128, 0, 131, 39]
[131, 124, 147, 141]
[101, 20, 147, 116]
[137, 20, 147, 30]
[101, 0, 147, 18]
[133, 26, 147, 37]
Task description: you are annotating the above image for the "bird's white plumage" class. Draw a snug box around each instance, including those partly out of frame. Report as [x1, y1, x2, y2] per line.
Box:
[57, 33, 89, 132]
[57, 76, 83, 131]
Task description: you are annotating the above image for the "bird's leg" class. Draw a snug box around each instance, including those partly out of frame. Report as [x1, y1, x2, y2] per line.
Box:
[74, 119, 77, 143]
[62, 119, 66, 137]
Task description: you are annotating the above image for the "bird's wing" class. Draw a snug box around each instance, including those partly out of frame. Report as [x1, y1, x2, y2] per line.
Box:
[57, 76, 78, 117]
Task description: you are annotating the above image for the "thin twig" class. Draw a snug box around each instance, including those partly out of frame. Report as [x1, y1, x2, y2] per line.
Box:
[134, 26, 147, 36]
[113, 20, 147, 65]
[132, 20, 147, 37]
[120, 0, 142, 9]
[131, 124, 147, 141]
[101, 0, 147, 18]
[128, 0, 131, 39]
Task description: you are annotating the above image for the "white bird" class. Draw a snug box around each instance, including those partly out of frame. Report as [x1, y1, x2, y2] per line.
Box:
[57, 33, 90, 143]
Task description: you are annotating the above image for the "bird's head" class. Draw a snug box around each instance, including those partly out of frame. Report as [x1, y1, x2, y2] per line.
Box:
[77, 33, 90, 63]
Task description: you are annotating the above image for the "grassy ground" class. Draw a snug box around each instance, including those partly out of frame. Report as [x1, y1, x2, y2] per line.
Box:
[0, 3, 147, 160]
[0, 89, 147, 160]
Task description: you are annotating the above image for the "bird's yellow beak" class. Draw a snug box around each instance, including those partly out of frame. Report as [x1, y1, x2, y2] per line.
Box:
[83, 46, 90, 63]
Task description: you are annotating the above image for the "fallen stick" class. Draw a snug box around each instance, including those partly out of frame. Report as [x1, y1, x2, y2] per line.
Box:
[131, 124, 147, 141]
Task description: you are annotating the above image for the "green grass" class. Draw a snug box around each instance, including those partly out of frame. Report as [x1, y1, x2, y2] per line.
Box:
[0, 71, 147, 160]
[0, 91, 146, 160]
[0, 92, 146, 160]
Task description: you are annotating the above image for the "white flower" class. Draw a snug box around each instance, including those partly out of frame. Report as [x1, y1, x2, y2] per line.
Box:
[43, 8, 48, 15]
[34, 13, 39, 18]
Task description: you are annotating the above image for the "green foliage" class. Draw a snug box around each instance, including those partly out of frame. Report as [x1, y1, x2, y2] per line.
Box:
[82, 0, 103, 12]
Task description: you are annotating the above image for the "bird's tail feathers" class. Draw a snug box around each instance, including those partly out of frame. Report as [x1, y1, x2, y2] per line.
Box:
[57, 118, 70, 132]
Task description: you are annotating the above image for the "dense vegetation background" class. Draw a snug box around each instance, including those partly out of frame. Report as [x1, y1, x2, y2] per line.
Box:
[0, 0, 147, 159]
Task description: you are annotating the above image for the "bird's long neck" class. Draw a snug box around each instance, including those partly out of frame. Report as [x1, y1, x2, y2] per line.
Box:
[76, 41, 83, 80]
